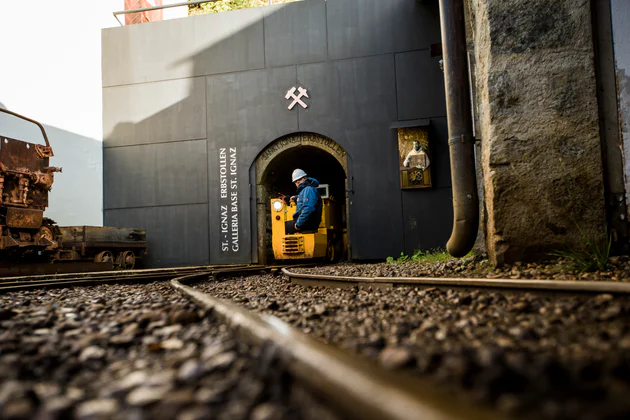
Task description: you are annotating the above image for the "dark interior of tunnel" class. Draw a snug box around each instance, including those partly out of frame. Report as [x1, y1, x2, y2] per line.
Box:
[260, 145, 347, 261]
[261, 145, 346, 205]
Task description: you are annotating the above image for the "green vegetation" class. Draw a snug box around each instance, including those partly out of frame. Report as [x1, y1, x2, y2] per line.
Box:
[553, 160, 612, 273]
[386, 249, 469, 264]
[188, 0, 299, 15]
[552, 226, 612, 272]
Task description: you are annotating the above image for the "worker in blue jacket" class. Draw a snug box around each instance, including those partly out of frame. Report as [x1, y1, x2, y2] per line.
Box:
[285, 169, 322, 234]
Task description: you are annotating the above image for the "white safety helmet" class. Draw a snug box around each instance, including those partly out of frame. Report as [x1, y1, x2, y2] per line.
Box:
[292, 168, 307, 182]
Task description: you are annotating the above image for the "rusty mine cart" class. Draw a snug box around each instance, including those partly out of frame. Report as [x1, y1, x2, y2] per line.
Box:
[0, 108, 147, 271]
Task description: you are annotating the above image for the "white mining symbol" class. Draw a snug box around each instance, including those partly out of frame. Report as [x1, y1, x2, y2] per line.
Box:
[285, 86, 309, 110]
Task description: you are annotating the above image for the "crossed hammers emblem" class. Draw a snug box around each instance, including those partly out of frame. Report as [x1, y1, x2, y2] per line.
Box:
[285, 86, 309, 110]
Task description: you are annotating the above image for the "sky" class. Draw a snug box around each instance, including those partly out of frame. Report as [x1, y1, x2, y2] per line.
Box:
[0, 0, 187, 141]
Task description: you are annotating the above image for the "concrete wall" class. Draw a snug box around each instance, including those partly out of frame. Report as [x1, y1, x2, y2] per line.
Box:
[469, 0, 607, 264]
[102, 0, 450, 266]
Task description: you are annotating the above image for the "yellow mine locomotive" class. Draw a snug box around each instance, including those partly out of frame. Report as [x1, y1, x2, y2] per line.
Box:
[271, 184, 346, 261]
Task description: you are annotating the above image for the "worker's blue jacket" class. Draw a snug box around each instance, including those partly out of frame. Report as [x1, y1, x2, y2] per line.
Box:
[293, 178, 322, 230]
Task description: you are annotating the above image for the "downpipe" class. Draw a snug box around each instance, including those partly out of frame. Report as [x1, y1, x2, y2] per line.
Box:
[439, 0, 479, 257]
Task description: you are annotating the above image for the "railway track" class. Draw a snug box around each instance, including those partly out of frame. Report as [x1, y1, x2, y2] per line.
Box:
[5, 264, 628, 418]
[0, 264, 263, 293]
[191, 267, 630, 419]
[172, 269, 497, 420]
[2, 263, 494, 419]
[281, 267, 630, 294]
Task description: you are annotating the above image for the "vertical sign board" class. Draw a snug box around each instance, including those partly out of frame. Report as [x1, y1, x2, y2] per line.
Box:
[218, 147, 241, 256]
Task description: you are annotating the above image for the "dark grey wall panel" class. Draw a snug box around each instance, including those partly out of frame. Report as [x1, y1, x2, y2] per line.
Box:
[102, 0, 451, 266]
[346, 128, 405, 259]
[428, 118, 452, 189]
[297, 56, 403, 259]
[401, 188, 453, 254]
[104, 78, 206, 148]
[396, 50, 447, 120]
[297, 55, 398, 132]
[264, 0, 327, 68]
[206, 66, 298, 264]
[104, 139, 208, 210]
[102, 8, 265, 87]
[326, 0, 441, 60]
[104, 204, 209, 267]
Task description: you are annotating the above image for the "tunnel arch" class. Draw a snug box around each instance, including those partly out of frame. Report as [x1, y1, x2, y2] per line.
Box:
[251, 132, 349, 264]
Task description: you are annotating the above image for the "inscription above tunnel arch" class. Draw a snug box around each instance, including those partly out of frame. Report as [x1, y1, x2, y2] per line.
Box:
[255, 133, 347, 184]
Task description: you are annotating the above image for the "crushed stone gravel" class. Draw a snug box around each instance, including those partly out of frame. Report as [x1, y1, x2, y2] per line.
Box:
[290, 254, 630, 282]
[196, 271, 630, 420]
[0, 282, 339, 420]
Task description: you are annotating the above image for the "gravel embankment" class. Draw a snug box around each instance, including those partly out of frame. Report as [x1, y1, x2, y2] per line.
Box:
[291, 255, 630, 282]
[197, 273, 630, 420]
[0, 282, 338, 420]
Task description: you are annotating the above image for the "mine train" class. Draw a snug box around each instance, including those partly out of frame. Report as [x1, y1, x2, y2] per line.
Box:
[0, 108, 146, 269]
[271, 184, 347, 261]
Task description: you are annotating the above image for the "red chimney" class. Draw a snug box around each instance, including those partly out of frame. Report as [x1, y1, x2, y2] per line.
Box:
[124, 0, 164, 25]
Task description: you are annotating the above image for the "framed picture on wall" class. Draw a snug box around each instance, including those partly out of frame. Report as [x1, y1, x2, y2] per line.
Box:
[398, 127, 432, 189]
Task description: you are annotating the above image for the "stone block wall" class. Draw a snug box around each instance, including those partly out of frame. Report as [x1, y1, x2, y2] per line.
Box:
[468, 0, 607, 264]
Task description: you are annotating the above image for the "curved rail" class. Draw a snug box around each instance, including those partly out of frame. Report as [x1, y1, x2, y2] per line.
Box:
[0, 264, 262, 293]
[281, 268, 630, 294]
[0, 264, 250, 283]
[172, 270, 497, 420]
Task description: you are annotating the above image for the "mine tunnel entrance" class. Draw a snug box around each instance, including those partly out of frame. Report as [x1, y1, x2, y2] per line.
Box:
[253, 133, 348, 264]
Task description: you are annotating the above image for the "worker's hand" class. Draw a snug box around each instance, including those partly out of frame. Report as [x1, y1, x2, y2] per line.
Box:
[294, 224, 300, 231]
[290, 195, 297, 203]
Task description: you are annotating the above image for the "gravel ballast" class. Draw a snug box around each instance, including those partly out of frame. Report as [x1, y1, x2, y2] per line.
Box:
[197, 270, 630, 420]
[0, 282, 338, 420]
[294, 255, 630, 282]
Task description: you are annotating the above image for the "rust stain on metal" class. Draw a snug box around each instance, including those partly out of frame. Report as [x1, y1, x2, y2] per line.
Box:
[6, 208, 43, 229]
[0, 108, 62, 252]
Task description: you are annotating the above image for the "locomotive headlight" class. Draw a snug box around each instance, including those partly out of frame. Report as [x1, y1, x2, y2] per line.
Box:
[272, 201, 283, 212]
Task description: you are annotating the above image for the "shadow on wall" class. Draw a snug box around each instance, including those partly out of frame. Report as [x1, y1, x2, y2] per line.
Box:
[45, 125, 103, 226]
[0, 102, 103, 226]
[103, 5, 301, 268]
[102, 0, 443, 266]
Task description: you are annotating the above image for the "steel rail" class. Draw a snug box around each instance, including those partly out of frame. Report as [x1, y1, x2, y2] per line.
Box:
[0, 269, 204, 293]
[0, 265, 266, 293]
[172, 272, 496, 420]
[281, 268, 630, 294]
[0, 264, 258, 283]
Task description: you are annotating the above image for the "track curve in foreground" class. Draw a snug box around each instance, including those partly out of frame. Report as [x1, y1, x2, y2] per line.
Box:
[0, 264, 262, 293]
[171, 271, 498, 420]
[281, 268, 630, 294]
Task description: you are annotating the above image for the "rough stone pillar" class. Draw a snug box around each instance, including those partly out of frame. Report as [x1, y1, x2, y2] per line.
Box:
[470, 0, 606, 265]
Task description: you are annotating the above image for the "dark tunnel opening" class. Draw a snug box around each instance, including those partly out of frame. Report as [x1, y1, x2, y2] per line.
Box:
[262, 145, 346, 201]
[259, 145, 347, 262]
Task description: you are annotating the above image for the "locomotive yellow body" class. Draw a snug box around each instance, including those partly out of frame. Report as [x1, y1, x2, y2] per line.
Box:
[270, 185, 346, 261]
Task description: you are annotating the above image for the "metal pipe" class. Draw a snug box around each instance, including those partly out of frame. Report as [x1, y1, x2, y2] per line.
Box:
[438, 0, 479, 257]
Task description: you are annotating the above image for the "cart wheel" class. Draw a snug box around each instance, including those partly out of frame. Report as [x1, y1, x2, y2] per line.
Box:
[326, 239, 335, 262]
[35, 226, 54, 246]
[94, 250, 114, 263]
[117, 250, 136, 270]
